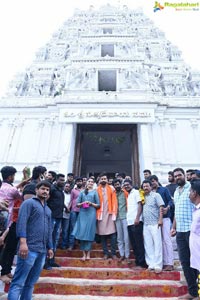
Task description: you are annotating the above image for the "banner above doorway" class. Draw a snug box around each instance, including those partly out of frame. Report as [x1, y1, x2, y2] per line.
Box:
[59, 108, 155, 123]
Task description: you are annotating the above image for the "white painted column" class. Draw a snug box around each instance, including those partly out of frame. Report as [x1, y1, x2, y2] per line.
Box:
[138, 124, 153, 177]
[169, 119, 178, 164]
[3, 120, 16, 164]
[46, 118, 57, 161]
[0, 119, 7, 162]
[12, 120, 25, 162]
[190, 119, 200, 161]
[162, 119, 174, 165]
[58, 123, 77, 174]
[35, 120, 45, 162]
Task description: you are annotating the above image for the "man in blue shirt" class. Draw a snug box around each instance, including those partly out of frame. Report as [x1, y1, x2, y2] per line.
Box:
[8, 180, 53, 300]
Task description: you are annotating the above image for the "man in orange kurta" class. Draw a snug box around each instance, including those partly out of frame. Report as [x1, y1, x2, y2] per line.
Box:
[96, 173, 117, 259]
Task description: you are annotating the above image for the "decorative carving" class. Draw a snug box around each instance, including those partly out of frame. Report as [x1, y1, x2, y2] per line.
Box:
[65, 68, 95, 90]
[38, 120, 45, 128]
[169, 119, 176, 129]
[8, 119, 16, 128]
[158, 118, 165, 126]
[4, 4, 200, 101]
[190, 119, 198, 129]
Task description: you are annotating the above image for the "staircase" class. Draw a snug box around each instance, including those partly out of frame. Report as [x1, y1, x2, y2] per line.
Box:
[3, 243, 187, 299]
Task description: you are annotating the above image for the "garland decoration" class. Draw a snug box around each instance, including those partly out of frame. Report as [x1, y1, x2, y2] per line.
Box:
[139, 188, 145, 205]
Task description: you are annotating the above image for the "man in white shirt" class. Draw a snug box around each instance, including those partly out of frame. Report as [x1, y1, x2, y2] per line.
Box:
[124, 180, 146, 268]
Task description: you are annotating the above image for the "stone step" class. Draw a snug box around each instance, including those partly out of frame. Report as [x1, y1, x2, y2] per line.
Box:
[55, 249, 135, 258]
[33, 277, 187, 298]
[29, 295, 181, 300]
[0, 294, 179, 300]
[55, 257, 136, 268]
[55, 256, 181, 269]
[41, 266, 181, 281]
[68, 242, 102, 250]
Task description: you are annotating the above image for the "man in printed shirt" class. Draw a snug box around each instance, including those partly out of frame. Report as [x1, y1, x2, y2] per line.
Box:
[142, 179, 164, 274]
[0, 166, 23, 228]
[150, 175, 174, 271]
[171, 168, 198, 299]
[0, 166, 23, 283]
[189, 179, 200, 300]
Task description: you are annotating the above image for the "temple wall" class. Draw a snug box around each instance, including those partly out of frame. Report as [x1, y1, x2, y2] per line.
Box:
[138, 118, 200, 184]
[0, 102, 199, 184]
[0, 114, 76, 180]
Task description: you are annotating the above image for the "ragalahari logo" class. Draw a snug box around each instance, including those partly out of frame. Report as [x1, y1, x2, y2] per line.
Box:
[153, 1, 165, 12]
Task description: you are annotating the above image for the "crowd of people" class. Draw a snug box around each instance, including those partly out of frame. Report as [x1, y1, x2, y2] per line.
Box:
[0, 165, 199, 300]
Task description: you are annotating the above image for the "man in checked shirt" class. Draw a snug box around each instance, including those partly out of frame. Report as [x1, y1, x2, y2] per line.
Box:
[171, 168, 198, 299]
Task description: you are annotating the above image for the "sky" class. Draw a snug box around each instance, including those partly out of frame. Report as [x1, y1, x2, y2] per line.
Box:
[0, 0, 200, 97]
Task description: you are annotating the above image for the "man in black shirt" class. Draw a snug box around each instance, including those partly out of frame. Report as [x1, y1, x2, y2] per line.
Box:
[47, 173, 65, 267]
[23, 166, 47, 200]
[166, 171, 178, 198]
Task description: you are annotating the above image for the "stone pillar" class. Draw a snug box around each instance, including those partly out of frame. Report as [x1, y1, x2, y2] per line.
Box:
[158, 117, 169, 163]
[0, 119, 5, 162]
[46, 118, 56, 161]
[3, 120, 16, 164]
[12, 119, 25, 162]
[35, 120, 45, 162]
[169, 119, 178, 164]
[138, 124, 153, 178]
[58, 123, 77, 174]
[190, 119, 200, 161]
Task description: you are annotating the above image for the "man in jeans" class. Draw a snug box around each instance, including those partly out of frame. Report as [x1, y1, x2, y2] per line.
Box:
[171, 168, 198, 299]
[46, 173, 65, 267]
[7, 180, 53, 300]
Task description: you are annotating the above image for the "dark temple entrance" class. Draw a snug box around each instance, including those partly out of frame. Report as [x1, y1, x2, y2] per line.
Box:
[73, 124, 140, 186]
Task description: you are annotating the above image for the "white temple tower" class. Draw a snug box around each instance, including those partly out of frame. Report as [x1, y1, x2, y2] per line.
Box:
[1, 4, 200, 184]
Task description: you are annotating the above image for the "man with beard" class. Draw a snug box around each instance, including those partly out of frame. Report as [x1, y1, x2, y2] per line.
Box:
[66, 173, 75, 191]
[113, 179, 129, 263]
[149, 175, 174, 271]
[46, 171, 57, 184]
[142, 180, 164, 273]
[46, 173, 65, 268]
[171, 168, 198, 299]
[166, 171, 177, 223]
[7, 180, 53, 300]
[186, 169, 194, 182]
[142, 179, 164, 273]
[189, 179, 200, 300]
[166, 171, 178, 198]
[96, 173, 117, 260]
